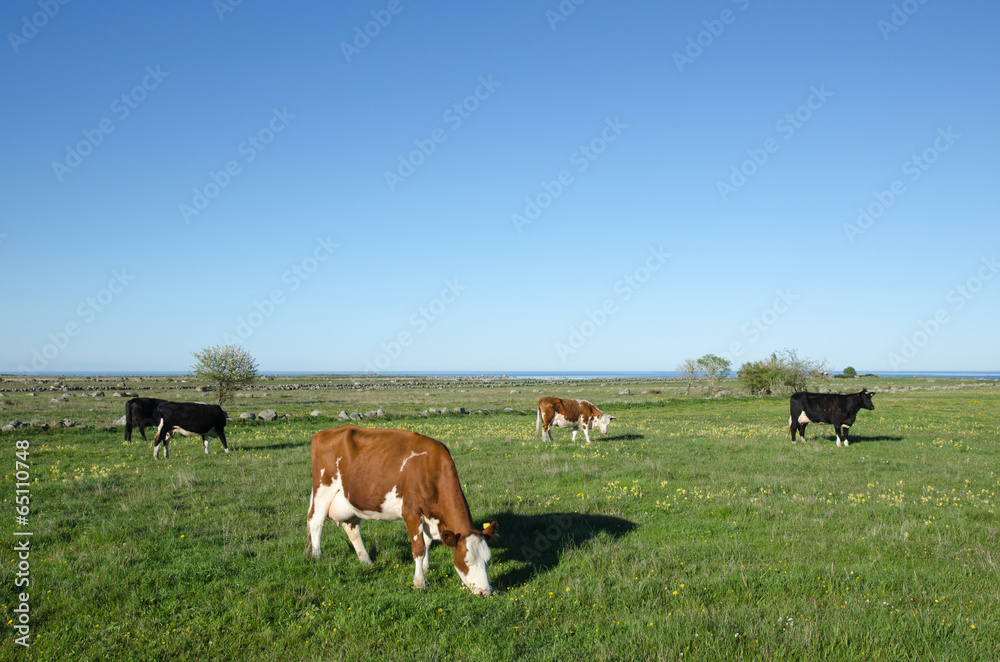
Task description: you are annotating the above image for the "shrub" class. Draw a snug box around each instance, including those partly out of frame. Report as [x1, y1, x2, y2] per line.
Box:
[738, 349, 826, 397]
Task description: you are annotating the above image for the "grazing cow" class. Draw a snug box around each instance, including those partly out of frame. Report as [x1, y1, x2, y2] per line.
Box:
[152, 402, 229, 459]
[535, 396, 616, 443]
[789, 389, 875, 446]
[306, 425, 498, 596]
[124, 397, 168, 441]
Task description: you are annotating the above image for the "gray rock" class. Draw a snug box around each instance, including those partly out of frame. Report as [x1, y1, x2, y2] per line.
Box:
[310, 409, 322, 417]
[49, 398, 63, 404]
[454, 407, 466, 414]
[258, 409, 278, 421]
[440, 407, 450, 415]
[91, 391, 105, 397]
[2, 420, 20, 432]
[338, 411, 350, 420]
[112, 392, 123, 397]
[239, 412, 256, 420]
[504, 407, 514, 412]
[475, 410, 485, 415]
[349, 412, 362, 421]
[428, 408, 438, 414]
[375, 409, 386, 417]
[510, 390, 520, 394]
[714, 390, 733, 398]
[62, 418, 76, 428]
[620, 389, 631, 395]
[113, 415, 127, 426]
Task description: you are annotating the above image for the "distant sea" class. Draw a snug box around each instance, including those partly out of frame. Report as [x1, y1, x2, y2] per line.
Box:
[13, 370, 1000, 380]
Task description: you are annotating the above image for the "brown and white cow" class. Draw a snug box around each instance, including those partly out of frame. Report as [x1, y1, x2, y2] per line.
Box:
[535, 396, 616, 443]
[306, 425, 498, 596]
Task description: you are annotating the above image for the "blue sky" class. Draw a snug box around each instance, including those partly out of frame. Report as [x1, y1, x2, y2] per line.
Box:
[2, 0, 998, 374]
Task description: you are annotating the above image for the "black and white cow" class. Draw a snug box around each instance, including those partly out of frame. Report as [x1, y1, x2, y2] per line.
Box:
[789, 389, 875, 447]
[152, 402, 229, 459]
[124, 397, 168, 441]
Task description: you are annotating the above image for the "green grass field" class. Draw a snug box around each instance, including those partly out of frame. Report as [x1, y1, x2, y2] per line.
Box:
[1, 375, 998, 660]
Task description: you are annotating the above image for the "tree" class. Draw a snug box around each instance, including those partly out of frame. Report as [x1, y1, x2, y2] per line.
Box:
[696, 354, 731, 393]
[677, 358, 697, 396]
[191, 344, 259, 406]
[737, 348, 827, 397]
[843, 366, 857, 378]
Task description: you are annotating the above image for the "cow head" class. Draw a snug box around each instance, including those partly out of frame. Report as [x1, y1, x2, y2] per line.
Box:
[440, 521, 498, 597]
[594, 413, 616, 435]
[858, 389, 875, 410]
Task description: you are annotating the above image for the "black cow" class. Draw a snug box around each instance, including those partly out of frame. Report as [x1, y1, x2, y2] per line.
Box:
[152, 402, 229, 460]
[124, 397, 168, 441]
[789, 389, 875, 446]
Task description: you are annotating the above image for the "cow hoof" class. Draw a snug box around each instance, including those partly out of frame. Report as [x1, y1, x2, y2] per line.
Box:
[412, 582, 427, 590]
[224, 448, 230, 453]
[844, 440, 850, 446]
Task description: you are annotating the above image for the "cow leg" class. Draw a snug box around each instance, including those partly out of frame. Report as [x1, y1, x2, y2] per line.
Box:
[571, 428, 578, 442]
[841, 425, 850, 446]
[340, 521, 372, 565]
[153, 441, 161, 460]
[798, 423, 807, 442]
[306, 486, 337, 559]
[582, 426, 592, 444]
[789, 416, 797, 442]
[162, 437, 170, 459]
[404, 515, 429, 589]
[203, 436, 210, 454]
[217, 428, 230, 453]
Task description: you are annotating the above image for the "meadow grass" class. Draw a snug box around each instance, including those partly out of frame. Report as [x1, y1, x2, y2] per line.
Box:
[1, 376, 998, 660]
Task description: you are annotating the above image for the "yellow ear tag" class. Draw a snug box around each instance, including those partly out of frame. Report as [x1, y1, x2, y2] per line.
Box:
[482, 523, 490, 531]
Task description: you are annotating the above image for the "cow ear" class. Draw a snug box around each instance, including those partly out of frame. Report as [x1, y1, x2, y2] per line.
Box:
[481, 521, 499, 540]
[440, 529, 460, 548]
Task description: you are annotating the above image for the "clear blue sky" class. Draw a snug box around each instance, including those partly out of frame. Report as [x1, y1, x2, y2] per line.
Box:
[2, 0, 998, 374]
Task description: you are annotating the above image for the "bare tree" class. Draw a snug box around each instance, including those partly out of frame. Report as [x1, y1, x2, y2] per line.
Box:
[677, 358, 698, 396]
[697, 354, 732, 394]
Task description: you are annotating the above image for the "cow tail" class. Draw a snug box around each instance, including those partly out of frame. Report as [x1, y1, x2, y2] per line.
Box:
[124, 408, 132, 441]
[535, 409, 541, 440]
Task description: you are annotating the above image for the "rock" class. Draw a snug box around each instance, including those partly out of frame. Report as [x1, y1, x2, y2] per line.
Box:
[619, 389, 631, 395]
[349, 412, 362, 421]
[2, 420, 20, 432]
[375, 409, 386, 417]
[338, 411, 350, 420]
[475, 410, 485, 415]
[77, 424, 88, 430]
[454, 407, 466, 414]
[112, 392, 123, 397]
[428, 408, 438, 414]
[50, 398, 63, 404]
[62, 418, 76, 428]
[113, 416, 127, 426]
[52, 421, 64, 429]
[510, 390, 520, 394]
[239, 412, 256, 420]
[258, 409, 278, 421]
[714, 390, 733, 398]
[440, 407, 450, 415]
[504, 407, 514, 412]
[310, 409, 322, 417]
[124, 392, 138, 397]
[195, 386, 211, 392]
[91, 391, 105, 397]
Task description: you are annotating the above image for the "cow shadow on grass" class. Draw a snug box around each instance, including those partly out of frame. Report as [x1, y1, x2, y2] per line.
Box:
[811, 434, 905, 444]
[601, 432, 644, 442]
[482, 512, 636, 589]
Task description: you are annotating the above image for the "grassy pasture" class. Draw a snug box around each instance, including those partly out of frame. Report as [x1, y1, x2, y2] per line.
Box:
[1, 375, 998, 660]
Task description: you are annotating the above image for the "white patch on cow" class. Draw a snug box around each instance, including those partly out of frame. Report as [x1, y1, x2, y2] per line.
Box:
[307, 481, 338, 558]
[421, 516, 442, 541]
[319, 468, 325, 480]
[457, 534, 493, 597]
[797, 411, 812, 425]
[399, 451, 426, 472]
[551, 413, 572, 428]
